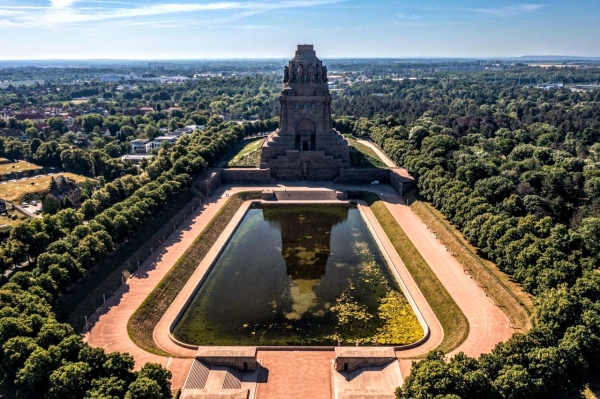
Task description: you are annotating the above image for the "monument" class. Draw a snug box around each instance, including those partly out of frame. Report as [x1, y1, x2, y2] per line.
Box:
[260, 45, 351, 180]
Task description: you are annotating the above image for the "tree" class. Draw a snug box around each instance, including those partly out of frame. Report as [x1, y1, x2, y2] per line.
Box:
[85, 376, 128, 399]
[81, 199, 100, 220]
[43, 196, 61, 215]
[474, 176, 516, 205]
[104, 143, 121, 158]
[5, 140, 25, 160]
[136, 363, 172, 399]
[15, 347, 56, 397]
[29, 138, 42, 157]
[124, 377, 162, 399]
[46, 117, 67, 134]
[81, 114, 104, 132]
[47, 362, 91, 399]
[408, 126, 429, 148]
[34, 141, 63, 167]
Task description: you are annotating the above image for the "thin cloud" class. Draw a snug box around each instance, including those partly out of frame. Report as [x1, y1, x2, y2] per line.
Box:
[50, 0, 79, 8]
[467, 4, 545, 17]
[240, 24, 272, 30]
[0, 0, 345, 27]
[396, 13, 419, 20]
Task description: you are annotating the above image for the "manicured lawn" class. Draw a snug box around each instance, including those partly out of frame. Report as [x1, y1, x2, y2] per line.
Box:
[128, 191, 261, 355]
[409, 197, 533, 331]
[347, 137, 387, 168]
[225, 138, 264, 167]
[354, 191, 469, 354]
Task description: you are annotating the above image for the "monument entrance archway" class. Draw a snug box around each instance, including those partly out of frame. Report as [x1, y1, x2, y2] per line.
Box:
[296, 119, 316, 151]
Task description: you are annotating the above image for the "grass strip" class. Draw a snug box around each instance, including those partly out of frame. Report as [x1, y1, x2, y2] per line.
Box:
[354, 191, 469, 354]
[56, 192, 198, 329]
[127, 191, 261, 355]
[224, 138, 264, 167]
[347, 137, 387, 168]
[410, 198, 533, 331]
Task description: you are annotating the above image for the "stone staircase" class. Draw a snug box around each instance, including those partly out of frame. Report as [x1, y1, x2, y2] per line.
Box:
[222, 367, 243, 389]
[184, 360, 210, 389]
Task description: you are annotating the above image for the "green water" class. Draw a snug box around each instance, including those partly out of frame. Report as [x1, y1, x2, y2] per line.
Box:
[172, 204, 421, 346]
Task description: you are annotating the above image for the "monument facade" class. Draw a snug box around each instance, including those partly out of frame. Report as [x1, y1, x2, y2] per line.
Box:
[260, 45, 350, 180]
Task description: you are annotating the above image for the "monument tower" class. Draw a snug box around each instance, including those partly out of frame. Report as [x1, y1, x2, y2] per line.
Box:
[260, 45, 350, 180]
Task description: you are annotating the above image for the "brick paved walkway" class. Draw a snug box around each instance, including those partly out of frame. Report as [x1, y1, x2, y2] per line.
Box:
[84, 187, 232, 389]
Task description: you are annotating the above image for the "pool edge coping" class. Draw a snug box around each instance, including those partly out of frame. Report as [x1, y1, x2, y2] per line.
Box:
[162, 194, 432, 352]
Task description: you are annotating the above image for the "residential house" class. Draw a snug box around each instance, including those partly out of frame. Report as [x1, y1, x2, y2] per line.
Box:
[121, 154, 155, 164]
[152, 136, 178, 149]
[138, 107, 154, 116]
[75, 138, 90, 148]
[44, 177, 82, 208]
[14, 112, 45, 122]
[1, 128, 27, 142]
[130, 139, 153, 154]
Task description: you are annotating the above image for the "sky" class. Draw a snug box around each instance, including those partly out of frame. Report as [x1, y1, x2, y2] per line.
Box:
[0, 0, 598, 60]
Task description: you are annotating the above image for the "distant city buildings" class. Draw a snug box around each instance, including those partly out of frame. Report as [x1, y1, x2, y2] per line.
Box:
[99, 73, 190, 83]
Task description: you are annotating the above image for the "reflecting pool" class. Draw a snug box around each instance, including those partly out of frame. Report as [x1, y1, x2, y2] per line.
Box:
[172, 204, 422, 346]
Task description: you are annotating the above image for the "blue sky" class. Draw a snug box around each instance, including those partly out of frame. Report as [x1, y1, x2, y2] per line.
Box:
[0, 0, 598, 59]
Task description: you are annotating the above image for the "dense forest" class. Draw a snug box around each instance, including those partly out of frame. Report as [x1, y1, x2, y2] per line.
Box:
[332, 73, 600, 398]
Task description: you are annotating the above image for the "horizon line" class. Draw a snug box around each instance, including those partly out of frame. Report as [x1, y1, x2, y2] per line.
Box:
[2, 55, 600, 63]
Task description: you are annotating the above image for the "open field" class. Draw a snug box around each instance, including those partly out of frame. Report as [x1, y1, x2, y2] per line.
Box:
[128, 191, 261, 355]
[0, 211, 28, 230]
[0, 160, 42, 176]
[355, 191, 469, 353]
[56, 193, 199, 330]
[0, 172, 90, 202]
[347, 137, 387, 168]
[408, 197, 533, 331]
[224, 138, 264, 167]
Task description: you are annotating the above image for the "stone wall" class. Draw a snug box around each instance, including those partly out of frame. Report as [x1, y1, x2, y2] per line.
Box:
[194, 170, 221, 196]
[334, 168, 391, 184]
[264, 150, 348, 181]
[221, 168, 275, 184]
[390, 169, 415, 195]
[196, 347, 257, 371]
[334, 348, 396, 372]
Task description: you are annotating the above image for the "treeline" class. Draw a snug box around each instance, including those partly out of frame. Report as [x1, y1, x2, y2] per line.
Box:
[0, 120, 259, 398]
[0, 75, 280, 121]
[333, 78, 600, 135]
[344, 112, 600, 397]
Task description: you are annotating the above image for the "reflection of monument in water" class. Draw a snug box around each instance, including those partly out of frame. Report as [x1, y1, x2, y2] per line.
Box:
[260, 45, 351, 180]
[262, 206, 349, 319]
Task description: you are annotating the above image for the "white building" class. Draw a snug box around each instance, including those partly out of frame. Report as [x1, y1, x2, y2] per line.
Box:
[153, 136, 178, 149]
[122, 154, 155, 163]
[130, 139, 153, 154]
[100, 74, 129, 83]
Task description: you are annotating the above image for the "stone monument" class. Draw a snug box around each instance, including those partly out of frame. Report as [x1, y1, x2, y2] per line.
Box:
[260, 45, 350, 180]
